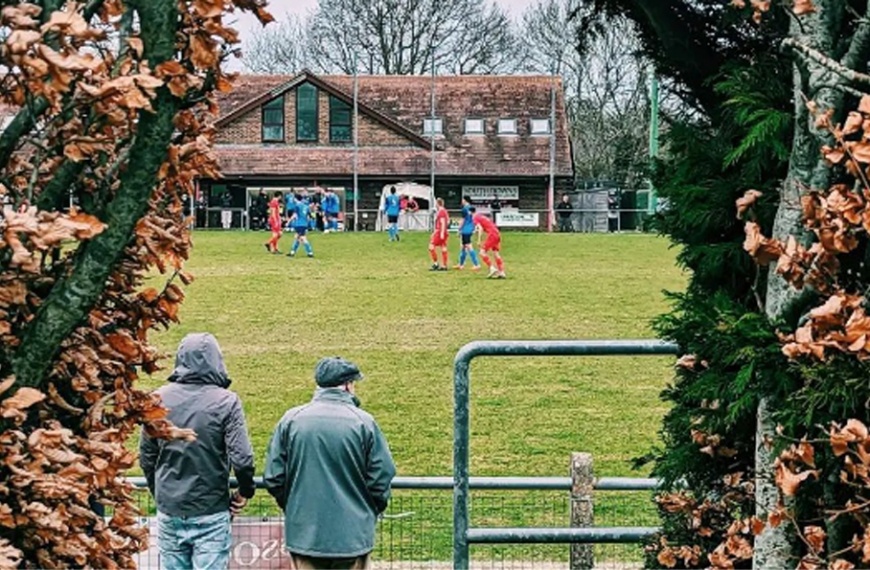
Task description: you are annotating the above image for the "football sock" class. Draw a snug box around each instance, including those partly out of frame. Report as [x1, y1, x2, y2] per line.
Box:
[441, 250, 448, 266]
[469, 250, 480, 266]
[292, 241, 300, 254]
[304, 242, 313, 255]
[496, 257, 504, 272]
[429, 249, 438, 263]
[459, 250, 467, 266]
[480, 253, 491, 267]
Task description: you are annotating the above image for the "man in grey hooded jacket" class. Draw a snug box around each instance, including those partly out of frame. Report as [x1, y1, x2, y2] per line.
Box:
[264, 357, 396, 570]
[140, 333, 255, 570]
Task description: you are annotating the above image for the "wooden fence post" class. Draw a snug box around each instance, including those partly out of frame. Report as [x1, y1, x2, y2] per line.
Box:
[570, 452, 594, 570]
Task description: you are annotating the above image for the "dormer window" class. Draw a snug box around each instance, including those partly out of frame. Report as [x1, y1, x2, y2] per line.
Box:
[296, 83, 319, 142]
[261, 96, 284, 142]
[497, 119, 517, 135]
[423, 118, 443, 135]
[464, 118, 484, 135]
[530, 118, 551, 135]
[329, 96, 352, 143]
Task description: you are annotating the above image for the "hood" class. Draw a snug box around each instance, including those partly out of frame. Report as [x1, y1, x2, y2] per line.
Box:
[167, 333, 231, 388]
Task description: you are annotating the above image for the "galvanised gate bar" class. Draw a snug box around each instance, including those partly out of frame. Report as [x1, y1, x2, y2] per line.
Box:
[452, 340, 680, 570]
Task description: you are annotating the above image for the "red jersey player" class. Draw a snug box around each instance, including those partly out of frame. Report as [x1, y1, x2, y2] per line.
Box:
[264, 192, 283, 254]
[473, 210, 505, 278]
[429, 198, 449, 271]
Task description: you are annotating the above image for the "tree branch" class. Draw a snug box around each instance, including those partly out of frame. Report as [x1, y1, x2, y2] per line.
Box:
[12, 0, 179, 389]
[784, 37, 870, 86]
[0, 0, 105, 171]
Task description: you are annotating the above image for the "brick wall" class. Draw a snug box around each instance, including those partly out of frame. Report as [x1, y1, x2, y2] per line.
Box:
[216, 84, 416, 148]
[215, 107, 260, 144]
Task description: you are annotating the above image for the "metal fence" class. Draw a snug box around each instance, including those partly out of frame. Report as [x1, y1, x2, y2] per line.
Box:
[131, 476, 658, 569]
[203, 208, 654, 233]
[452, 341, 677, 569]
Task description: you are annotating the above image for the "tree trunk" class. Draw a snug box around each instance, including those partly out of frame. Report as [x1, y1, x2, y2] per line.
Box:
[755, 3, 846, 566]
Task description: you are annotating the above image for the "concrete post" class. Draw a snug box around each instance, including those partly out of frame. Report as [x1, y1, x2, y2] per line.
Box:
[570, 452, 594, 570]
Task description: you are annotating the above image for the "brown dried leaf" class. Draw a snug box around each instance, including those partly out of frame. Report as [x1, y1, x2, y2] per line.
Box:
[804, 525, 826, 554]
[1, 387, 45, 417]
[735, 189, 762, 219]
[845, 111, 864, 135]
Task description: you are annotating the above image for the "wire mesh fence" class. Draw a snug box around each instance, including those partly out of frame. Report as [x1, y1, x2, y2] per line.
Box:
[132, 481, 656, 569]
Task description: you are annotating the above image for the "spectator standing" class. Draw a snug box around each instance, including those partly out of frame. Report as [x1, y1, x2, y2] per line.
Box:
[251, 190, 267, 231]
[555, 194, 574, 232]
[489, 195, 502, 226]
[264, 357, 396, 570]
[140, 333, 255, 570]
[607, 193, 619, 233]
[220, 192, 232, 230]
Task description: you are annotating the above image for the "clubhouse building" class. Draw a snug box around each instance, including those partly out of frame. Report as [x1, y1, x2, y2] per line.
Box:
[202, 70, 574, 230]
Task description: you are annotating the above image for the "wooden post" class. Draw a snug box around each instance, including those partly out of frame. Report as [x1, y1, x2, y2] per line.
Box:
[570, 452, 594, 570]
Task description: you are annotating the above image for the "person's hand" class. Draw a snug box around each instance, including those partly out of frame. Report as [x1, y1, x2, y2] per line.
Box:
[230, 492, 247, 516]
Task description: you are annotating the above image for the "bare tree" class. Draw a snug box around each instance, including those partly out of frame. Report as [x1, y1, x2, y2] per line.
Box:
[243, 14, 309, 74]
[244, 0, 521, 75]
[522, 0, 650, 187]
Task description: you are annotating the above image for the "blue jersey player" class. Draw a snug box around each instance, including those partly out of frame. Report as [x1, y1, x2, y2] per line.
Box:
[456, 196, 481, 270]
[288, 194, 314, 258]
[383, 186, 401, 242]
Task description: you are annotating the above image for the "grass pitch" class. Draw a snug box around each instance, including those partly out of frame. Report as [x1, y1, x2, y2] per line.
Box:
[143, 230, 684, 478]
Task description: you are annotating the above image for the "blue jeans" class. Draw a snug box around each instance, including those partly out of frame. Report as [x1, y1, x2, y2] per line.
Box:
[158, 511, 231, 570]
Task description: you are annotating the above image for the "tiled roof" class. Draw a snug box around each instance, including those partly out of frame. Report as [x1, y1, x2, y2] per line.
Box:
[216, 72, 574, 178]
[214, 144, 557, 177]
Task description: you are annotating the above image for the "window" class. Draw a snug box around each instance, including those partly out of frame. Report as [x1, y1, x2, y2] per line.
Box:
[329, 96, 352, 143]
[261, 97, 284, 142]
[464, 118, 484, 135]
[296, 83, 319, 142]
[498, 119, 517, 135]
[530, 118, 551, 135]
[423, 118, 443, 135]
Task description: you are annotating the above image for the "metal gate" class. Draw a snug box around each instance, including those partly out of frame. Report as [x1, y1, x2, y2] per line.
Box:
[452, 339, 680, 569]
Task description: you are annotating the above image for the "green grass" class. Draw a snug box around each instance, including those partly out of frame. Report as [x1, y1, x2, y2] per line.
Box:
[141, 230, 685, 478]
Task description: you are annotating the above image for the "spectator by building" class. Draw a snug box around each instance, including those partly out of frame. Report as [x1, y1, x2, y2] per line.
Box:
[555, 194, 574, 232]
[264, 357, 396, 570]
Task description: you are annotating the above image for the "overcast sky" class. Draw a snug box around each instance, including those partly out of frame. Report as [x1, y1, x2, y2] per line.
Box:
[232, 0, 538, 55]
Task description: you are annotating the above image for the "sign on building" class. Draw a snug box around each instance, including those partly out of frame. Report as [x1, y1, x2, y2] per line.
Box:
[462, 186, 520, 201]
[496, 212, 540, 227]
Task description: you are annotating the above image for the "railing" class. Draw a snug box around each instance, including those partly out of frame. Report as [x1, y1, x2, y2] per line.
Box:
[453, 340, 678, 570]
[130, 475, 660, 569]
[198, 208, 654, 233]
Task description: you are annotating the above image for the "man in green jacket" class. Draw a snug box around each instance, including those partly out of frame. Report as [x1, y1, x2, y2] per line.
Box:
[264, 357, 396, 570]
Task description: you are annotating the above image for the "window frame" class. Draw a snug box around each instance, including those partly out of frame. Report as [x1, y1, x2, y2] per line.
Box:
[423, 117, 443, 136]
[497, 118, 518, 135]
[530, 118, 552, 135]
[296, 83, 319, 143]
[261, 96, 285, 143]
[464, 118, 485, 135]
[329, 95, 353, 143]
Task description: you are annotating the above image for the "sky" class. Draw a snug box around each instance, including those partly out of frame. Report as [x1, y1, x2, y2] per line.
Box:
[233, 0, 538, 50]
